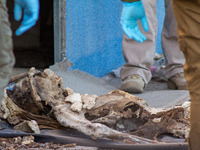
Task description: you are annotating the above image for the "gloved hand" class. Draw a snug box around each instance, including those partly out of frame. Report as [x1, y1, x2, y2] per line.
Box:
[14, 0, 39, 36]
[120, 1, 149, 43]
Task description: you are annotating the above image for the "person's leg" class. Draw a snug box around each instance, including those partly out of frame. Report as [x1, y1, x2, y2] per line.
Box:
[173, 0, 200, 149]
[120, 0, 157, 93]
[0, 0, 15, 104]
[161, 0, 187, 90]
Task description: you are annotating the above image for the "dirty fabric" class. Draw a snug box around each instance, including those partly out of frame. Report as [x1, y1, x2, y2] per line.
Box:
[0, 0, 15, 104]
[173, 0, 200, 150]
[1, 68, 190, 145]
[2, 68, 155, 144]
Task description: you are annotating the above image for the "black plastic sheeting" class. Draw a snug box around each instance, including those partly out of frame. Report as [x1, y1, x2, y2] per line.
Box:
[0, 121, 188, 150]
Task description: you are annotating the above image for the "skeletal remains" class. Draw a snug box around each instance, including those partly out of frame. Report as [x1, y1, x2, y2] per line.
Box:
[0, 68, 190, 144]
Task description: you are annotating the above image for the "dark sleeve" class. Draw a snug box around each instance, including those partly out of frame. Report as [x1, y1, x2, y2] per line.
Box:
[121, 0, 140, 2]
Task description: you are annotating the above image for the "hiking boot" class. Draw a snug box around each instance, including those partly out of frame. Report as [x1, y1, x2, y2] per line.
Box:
[121, 74, 145, 93]
[167, 72, 188, 90]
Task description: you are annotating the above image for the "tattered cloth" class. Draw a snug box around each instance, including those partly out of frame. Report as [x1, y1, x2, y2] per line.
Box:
[0, 68, 190, 145]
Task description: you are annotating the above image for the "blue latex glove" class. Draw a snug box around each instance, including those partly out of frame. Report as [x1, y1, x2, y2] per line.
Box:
[14, 0, 39, 36]
[120, 1, 149, 43]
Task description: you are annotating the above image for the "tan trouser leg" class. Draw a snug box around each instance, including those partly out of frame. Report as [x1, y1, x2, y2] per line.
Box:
[120, 0, 157, 84]
[0, 0, 15, 104]
[173, 0, 200, 150]
[162, 0, 185, 79]
[121, 0, 184, 84]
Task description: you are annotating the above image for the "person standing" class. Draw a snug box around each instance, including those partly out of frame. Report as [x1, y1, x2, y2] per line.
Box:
[120, 0, 187, 93]
[173, 0, 200, 149]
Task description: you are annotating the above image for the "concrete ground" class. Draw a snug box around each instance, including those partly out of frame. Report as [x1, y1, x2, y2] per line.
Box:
[12, 67, 190, 109]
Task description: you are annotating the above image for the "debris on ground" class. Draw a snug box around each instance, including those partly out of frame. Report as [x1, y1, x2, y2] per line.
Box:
[0, 135, 80, 150]
[0, 68, 190, 145]
[13, 120, 40, 134]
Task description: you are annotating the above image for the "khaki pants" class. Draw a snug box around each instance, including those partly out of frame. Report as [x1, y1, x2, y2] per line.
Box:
[0, 0, 15, 104]
[173, 0, 200, 149]
[120, 0, 185, 84]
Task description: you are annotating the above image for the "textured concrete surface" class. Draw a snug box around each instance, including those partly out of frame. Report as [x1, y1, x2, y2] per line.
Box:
[52, 70, 117, 96]
[137, 90, 190, 108]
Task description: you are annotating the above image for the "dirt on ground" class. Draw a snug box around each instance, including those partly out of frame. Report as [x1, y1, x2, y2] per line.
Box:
[0, 135, 96, 150]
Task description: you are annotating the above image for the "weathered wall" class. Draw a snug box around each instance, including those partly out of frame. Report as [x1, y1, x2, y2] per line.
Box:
[66, 0, 165, 77]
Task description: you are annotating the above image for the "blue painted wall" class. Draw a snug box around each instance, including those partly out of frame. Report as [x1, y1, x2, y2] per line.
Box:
[66, 0, 165, 77]
[156, 0, 165, 55]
